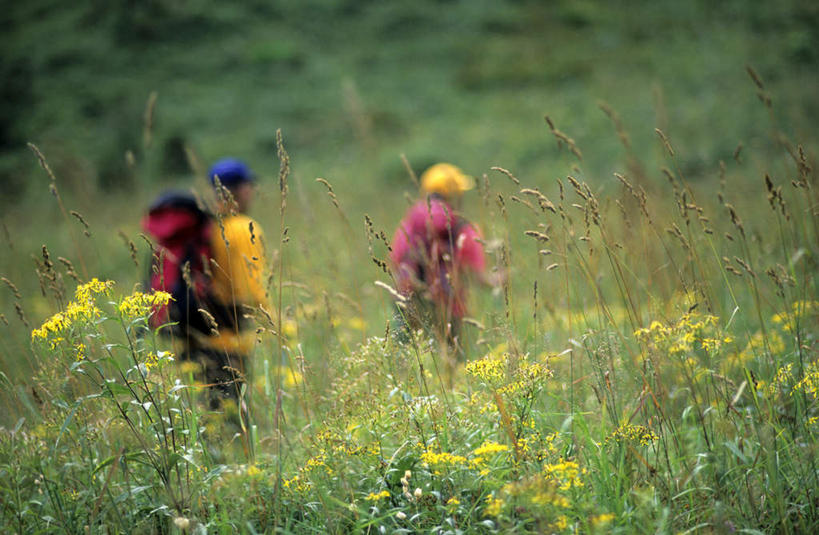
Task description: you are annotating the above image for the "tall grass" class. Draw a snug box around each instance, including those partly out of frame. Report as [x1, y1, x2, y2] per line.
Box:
[1, 74, 817, 534]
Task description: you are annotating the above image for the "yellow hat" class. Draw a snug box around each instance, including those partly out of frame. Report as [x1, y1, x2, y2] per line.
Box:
[420, 163, 474, 197]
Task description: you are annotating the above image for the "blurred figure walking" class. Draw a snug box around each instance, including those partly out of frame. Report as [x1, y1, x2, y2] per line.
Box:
[390, 163, 500, 361]
[200, 158, 268, 407]
[144, 157, 267, 410]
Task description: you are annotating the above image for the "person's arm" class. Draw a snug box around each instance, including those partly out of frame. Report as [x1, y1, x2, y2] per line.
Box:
[456, 223, 506, 287]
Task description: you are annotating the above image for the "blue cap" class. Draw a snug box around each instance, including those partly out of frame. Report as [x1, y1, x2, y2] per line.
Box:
[208, 158, 254, 187]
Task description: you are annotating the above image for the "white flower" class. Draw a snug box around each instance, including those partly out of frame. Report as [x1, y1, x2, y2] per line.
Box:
[396, 511, 407, 520]
[414, 488, 422, 498]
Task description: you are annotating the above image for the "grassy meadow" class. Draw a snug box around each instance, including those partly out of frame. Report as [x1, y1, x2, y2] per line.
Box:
[2, 1, 819, 533]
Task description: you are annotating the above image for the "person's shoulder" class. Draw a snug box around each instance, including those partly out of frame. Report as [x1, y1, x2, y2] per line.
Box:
[222, 214, 262, 236]
[403, 201, 428, 225]
[408, 197, 452, 216]
[407, 200, 428, 215]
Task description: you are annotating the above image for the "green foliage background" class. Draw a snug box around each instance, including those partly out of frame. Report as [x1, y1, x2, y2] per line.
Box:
[3, 0, 818, 195]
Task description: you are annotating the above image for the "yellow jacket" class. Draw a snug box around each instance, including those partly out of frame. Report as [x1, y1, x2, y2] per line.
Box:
[203, 213, 267, 354]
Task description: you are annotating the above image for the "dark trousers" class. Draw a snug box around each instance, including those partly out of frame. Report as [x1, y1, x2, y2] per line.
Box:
[182, 344, 246, 409]
[392, 297, 464, 359]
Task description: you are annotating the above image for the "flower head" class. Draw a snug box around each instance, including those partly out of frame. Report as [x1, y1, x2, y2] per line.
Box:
[118, 290, 172, 319]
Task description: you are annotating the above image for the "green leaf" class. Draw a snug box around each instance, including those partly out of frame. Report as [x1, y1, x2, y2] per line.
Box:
[723, 440, 747, 463]
[114, 484, 153, 504]
[104, 381, 132, 397]
[54, 403, 79, 450]
[13, 417, 25, 434]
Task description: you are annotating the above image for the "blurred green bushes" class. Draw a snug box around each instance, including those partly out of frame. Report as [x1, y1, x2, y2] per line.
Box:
[1, 0, 817, 203]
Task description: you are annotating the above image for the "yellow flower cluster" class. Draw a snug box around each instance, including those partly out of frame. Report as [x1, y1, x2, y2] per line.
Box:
[282, 453, 332, 495]
[282, 474, 308, 493]
[544, 431, 560, 454]
[145, 352, 160, 371]
[472, 440, 509, 458]
[535, 431, 561, 462]
[329, 439, 379, 457]
[469, 440, 509, 473]
[74, 278, 114, 303]
[245, 464, 262, 477]
[792, 364, 819, 400]
[501, 475, 570, 510]
[313, 429, 379, 457]
[31, 312, 71, 342]
[551, 515, 569, 531]
[634, 320, 672, 341]
[467, 353, 552, 401]
[365, 490, 390, 502]
[591, 513, 615, 527]
[605, 423, 659, 447]
[533, 490, 569, 508]
[420, 450, 468, 468]
[634, 313, 728, 355]
[118, 290, 172, 319]
[466, 355, 505, 384]
[772, 300, 819, 332]
[767, 363, 793, 396]
[484, 494, 504, 517]
[497, 359, 553, 395]
[304, 454, 331, 473]
[543, 459, 586, 491]
[31, 278, 114, 343]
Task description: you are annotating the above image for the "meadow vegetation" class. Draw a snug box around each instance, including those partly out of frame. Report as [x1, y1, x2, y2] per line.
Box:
[1, 1, 818, 533]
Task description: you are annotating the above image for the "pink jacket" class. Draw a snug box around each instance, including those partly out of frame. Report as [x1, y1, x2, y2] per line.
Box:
[390, 197, 486, 318]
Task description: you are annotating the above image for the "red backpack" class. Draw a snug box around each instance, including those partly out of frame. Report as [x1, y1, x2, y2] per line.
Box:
[142, 191, 215, 336]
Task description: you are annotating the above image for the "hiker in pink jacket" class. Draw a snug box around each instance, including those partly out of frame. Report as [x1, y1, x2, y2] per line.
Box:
[390, 163, 499, 354]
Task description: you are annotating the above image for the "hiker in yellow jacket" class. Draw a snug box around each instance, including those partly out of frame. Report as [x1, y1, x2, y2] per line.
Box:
[201, 157, 267, 406]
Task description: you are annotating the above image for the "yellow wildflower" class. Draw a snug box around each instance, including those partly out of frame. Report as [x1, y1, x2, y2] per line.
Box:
[768, 363, 793, 396]
[472, 440, 509, 458]
[591, 512, 615, 527]
[543, 459, 586, 491]
[605, 423, 659, 447]
[484, 494, 504, 517]
[74, 278, 114, 303]
[283, 319, 298, 338]
[246, 464, 262, 477]
[466, 355, 505, 384]
[118, 290, 172, 319]
[552, 515, 569, 531]
[420, 450, 468, 468]
[282, 474, 308, 493]
[31, 312, 69, 341]
[145, 352, 159, 371]
[365, 490, 390, 502]
[792, 364, 819, 400]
